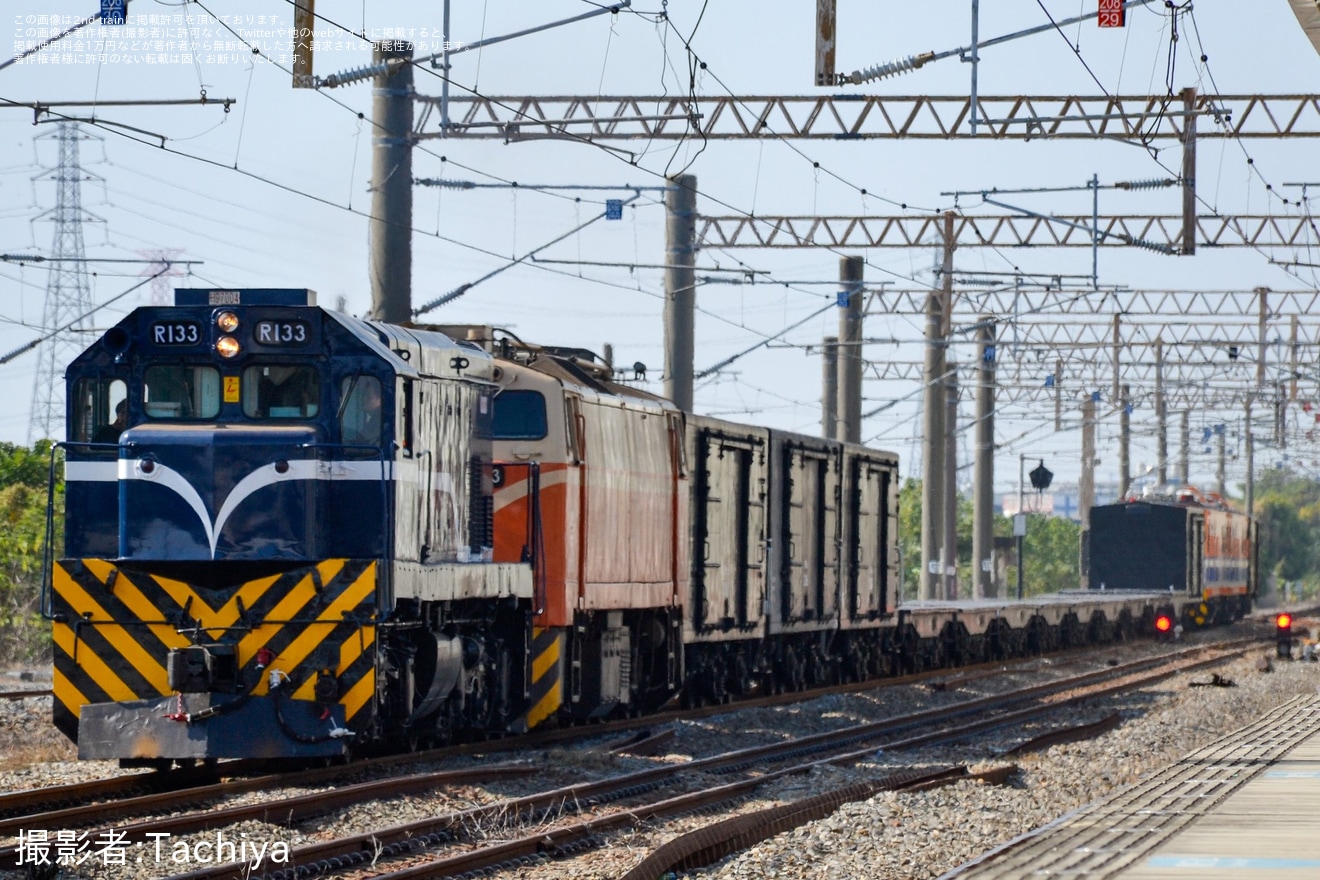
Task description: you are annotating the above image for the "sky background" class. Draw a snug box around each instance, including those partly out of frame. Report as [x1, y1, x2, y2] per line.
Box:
[3, 0, 1320, 500]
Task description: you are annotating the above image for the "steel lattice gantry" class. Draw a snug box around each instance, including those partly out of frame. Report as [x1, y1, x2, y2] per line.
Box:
[694, 214, 1319, 250]
[419, 94, 1320, 140]
[854, 288, 1320, 428]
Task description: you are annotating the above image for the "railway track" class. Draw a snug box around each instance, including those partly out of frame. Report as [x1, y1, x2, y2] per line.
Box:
[2, 637, 1239, 880]
[0, 638, 1121, 827]
[0, 688, 51, 701]
[285, 640, 1258, 880]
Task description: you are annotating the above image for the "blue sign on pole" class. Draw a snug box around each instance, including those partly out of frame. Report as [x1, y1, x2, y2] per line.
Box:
[101, 0, 127, 25]
[604, 199, 623, 220]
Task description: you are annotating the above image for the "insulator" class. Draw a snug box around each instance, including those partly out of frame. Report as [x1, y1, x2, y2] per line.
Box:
[319, 60, 399, 89]
[1129, 237, 1176, 255]
[1116, 178, 1177, 190]
[847, 52, 932, 85]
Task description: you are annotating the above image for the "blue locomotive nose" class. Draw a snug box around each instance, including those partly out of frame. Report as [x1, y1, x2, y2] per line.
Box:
[119, 424, 323, 561]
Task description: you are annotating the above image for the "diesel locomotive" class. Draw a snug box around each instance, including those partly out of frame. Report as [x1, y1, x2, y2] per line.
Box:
[1088, 490, 1257, 626]
[46, 289, 1253, 763]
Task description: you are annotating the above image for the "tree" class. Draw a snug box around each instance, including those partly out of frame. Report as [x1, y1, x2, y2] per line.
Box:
[0, 441, 61, 664]
[1015, 513, 1082, 595]
[899, 477, 1082, 599]
[1252, 466, 1320, 596]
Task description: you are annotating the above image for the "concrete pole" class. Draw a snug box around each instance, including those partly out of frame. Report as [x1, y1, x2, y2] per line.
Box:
[1054, 358, 1063, 432]
[943, 368, 959, 600]
[1080, 396, 1096, 588]
[1119, 384, 1131, 499]
[821, 336, 839, 439]
[920, 214, 954, 600]
[1181, 86, 1197, 256]
[973, 318, 995, 599]
[1155, 338, 1167, 485]
[837, 257, 864, 443]
[1290, 314, 1299, 401]
[1245, 398, 1255, 516]
[664, 174, 697, 411]
[1178, 411, 1190, 484]
[815, 0, 837, 86]
[1111, 313, 1121, 404]
[1216, 425, 1226, 497]
[1277, 384, 1286, 449]
[1256, 287, 1269, 388]
[369, 41, 415, 323]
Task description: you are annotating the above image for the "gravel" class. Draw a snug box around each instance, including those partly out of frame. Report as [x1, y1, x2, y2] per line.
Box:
[675, 650, 1320, 880]
[3, 639, 1315, 880]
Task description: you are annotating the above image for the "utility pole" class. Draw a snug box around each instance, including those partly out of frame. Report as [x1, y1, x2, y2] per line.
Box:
[837, 256, 864, 443]
[1216, 425, 1226, 497]
[29, 122, 97, 442]
[1178, 411, 1190, 484]
[1155, 337, 1167, 485]
[821, 336, 838, 439]
[1054, 358, 1063, 431]
[1080, 395, 1096, 587]
[973, 317, 995, 598]
[1110, 313, 1121, 404]
[1181, 86, 1197, 255]
[815, 0, 836, 86]
[664, 174, 698, 411]
[369, 41, 414, 322]
[1257, 287, 1269, 388]
[943, 367, 959, 600]
[921, 213, 954, 600]
[1119, 384, 1131, 499]
[1245, 398, 1255, 516]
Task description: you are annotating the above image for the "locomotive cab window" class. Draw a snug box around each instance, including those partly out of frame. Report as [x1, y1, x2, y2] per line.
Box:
[243, 365, 320, 419]
[71, 377, 128, 444]
[339, 375, 383, 447]
[492, 390, 548, 440]
[144, 365, 221, 419]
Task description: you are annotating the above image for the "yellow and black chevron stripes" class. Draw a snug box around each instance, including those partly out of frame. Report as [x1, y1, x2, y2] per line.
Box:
[524, 626, 564, 730]
[52, 559, 379, 740]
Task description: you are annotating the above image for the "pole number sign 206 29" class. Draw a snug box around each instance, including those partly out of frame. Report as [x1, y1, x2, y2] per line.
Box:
[1098, 0, 1126, 28]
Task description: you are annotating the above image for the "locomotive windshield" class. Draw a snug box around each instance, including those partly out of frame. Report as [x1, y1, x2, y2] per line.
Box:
[144, 364, 221, 418]
[242, 364, 320, 419]
[339, 374, 382, 445]
[70, 377, 127, 443]
[492, 390, 547, 440]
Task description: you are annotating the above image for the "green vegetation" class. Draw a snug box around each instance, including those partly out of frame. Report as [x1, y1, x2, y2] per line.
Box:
[0, 441, 60, 665]
[1252, 466, 1320, 600]
[898, 477, 1080, 600]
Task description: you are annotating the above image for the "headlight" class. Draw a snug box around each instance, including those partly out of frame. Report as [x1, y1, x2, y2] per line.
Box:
[216, 336, 241, 358]
[216, 310, 240, 332]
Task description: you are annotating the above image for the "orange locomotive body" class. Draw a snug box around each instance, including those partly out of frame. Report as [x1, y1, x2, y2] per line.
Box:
[487, 343, 686, 723]
[460, 328, 899, 723]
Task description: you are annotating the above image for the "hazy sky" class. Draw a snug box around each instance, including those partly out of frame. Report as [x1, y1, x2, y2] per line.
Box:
[3, 0, 1319, 495]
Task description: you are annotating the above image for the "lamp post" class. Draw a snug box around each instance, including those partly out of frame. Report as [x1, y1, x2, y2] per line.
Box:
[1015, 455, 1053, 600]
[1016, 455, 1027, 600]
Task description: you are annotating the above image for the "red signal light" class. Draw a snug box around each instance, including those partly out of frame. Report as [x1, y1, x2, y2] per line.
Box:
[1155, 614, 1173, 633]
[1277, 613, 1293, 630]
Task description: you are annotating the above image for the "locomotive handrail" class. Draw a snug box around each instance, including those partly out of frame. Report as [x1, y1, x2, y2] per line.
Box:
[39, 440, 114, 620]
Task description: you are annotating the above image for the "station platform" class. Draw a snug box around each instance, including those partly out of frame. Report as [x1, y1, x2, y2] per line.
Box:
[944, 694, 1320, 878]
